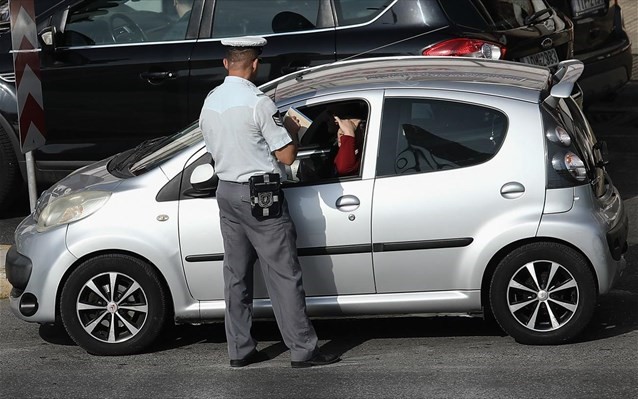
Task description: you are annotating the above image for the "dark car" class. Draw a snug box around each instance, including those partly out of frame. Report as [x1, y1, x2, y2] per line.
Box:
[0, 0, 573, 209]
[547, 0, 633, 104]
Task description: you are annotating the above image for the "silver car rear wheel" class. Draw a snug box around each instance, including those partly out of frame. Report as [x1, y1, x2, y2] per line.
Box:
[507, 260, 578, 332]
[490, 242, 596, 345]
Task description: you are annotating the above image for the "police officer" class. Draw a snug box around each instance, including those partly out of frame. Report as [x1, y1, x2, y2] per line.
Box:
[199, 36, 340, 368]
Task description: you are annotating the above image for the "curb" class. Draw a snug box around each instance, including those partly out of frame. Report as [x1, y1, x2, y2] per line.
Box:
[1, 244, 10, 300]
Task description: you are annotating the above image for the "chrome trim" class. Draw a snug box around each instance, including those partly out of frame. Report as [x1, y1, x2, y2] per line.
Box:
[0, 72, 16, 83]
[198, 290, 482, 320]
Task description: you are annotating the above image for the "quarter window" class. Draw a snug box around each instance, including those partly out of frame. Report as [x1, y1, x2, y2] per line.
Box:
[212, 0, 323, 38]
[333, 0, 394, 26]
[377, 98, 507, 177]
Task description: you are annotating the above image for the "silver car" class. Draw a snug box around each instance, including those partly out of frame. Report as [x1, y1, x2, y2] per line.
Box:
[6, 57, 628, 355]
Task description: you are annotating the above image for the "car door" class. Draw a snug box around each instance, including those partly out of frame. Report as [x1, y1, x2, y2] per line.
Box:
[371, 90, 546, 295]
[187, 0, 337, 123]
[38, 0, 199, 164]
[177, 92, 382, 303]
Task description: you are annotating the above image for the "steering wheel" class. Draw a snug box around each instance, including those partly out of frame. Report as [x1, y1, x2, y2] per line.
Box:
[109, 13, 147, 43]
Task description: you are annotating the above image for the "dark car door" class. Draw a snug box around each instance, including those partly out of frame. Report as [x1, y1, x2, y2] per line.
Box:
[187, 0, 337, 123]
[38, 0, 199, 166]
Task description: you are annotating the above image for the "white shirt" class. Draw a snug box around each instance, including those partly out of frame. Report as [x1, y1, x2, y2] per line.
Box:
[199, 76, 291, 182]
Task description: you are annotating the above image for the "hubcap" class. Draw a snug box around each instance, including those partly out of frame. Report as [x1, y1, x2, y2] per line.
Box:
[507, 261, 579, 332]
[76, 272, 148, 343]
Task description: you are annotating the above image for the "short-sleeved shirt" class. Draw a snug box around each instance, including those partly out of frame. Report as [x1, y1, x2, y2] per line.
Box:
[199, 76, 292, 182]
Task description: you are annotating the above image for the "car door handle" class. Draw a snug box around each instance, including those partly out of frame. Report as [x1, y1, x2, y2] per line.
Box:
[500, 182, 525, 199]
[140, 71, 176, 84]
[336, 195, 360, 212]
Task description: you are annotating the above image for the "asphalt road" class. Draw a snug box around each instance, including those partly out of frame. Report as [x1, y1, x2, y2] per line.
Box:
[1, 83, 637, 398]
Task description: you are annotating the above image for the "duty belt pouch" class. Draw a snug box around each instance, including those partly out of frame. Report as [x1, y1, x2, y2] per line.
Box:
[249, 173, 282, 220]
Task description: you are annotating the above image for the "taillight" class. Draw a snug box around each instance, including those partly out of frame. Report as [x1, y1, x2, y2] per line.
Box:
[422, 38, 506, 59]
[544, 116, 590, 188]
[551, 151, 587, 182]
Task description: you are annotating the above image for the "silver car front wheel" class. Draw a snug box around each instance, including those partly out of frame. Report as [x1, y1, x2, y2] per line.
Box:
[61, 254, 167, 355]
[489, 242, 596, 345]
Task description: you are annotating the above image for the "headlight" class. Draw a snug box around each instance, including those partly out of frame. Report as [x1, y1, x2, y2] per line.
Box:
[37, 191, 111, 232]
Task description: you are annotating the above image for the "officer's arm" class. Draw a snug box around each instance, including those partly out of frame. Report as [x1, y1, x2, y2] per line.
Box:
[274, 140, 297, 165]
[256, 97, 299, 165]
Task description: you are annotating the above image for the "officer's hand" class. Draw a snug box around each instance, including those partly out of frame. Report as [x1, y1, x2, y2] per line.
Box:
[284, 115, 301, 137]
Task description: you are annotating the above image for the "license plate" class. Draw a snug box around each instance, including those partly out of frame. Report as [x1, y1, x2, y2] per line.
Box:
[520, 49, 559, 67]
[570, 0, 606, 18]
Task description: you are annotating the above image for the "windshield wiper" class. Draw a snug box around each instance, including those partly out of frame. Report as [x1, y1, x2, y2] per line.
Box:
[108, 136, 168, 176]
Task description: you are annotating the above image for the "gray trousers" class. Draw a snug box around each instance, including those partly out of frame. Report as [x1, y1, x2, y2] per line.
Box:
[216, 180, 318, 362]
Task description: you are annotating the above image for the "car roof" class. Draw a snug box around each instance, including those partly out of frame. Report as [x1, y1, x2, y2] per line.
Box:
[261, 56, 552, 105]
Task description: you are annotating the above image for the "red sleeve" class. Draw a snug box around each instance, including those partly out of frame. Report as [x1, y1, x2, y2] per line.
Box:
[334, 135, 360, 176]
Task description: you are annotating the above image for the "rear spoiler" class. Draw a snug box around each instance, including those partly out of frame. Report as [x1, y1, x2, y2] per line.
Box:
[545, 59, 584, 107]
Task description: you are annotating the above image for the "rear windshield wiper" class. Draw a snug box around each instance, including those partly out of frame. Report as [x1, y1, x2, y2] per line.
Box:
[524, 8, 552, 26]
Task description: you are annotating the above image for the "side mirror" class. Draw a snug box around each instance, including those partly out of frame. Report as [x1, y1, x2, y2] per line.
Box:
[39, 8, 69, 52]
[190, 163, 218, 192]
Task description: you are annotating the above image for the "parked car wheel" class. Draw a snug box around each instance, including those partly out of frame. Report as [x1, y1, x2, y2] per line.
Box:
[0, 127, 19, 211]
[489, 242, 596, 345]
[60, 254, 167, 355]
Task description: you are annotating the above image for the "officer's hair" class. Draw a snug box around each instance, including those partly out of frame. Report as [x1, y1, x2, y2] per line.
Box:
[225, 48, 260, 67]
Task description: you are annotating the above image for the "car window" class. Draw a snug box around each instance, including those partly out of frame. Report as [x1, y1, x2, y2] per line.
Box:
[212, 0, 322, 37]
[283, 99, 369, 184]
[333, 0, 395, 26]
[377, 98, 507, 177]
[61, 0, 194, 46]
[440, 0, 550, 30]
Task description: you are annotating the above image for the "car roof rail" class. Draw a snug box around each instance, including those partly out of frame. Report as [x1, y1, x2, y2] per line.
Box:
[545, 59, 584, 107]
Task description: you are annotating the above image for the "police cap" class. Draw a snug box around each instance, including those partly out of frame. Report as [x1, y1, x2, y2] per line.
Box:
[221, 36, 267, 48]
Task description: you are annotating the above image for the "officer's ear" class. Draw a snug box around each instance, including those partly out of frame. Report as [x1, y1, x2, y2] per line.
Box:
[223, 58, 230, 71]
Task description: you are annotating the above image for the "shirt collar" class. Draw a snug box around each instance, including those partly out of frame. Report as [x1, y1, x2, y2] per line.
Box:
[224, 76, 256, 88]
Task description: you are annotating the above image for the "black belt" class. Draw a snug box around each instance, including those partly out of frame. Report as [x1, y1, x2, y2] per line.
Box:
[221, 180, 250, 185]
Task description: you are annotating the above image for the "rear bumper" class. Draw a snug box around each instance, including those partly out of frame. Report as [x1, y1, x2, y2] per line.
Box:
[576, 37, 633, 103]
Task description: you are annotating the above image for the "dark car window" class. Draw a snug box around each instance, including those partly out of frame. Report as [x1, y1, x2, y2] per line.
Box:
[377, 98, 507, 176]
[212, 0, 322, 38]
[440, 0, 550, 30]
[333, 0, 394, 26]
[62, 0, 193, 46]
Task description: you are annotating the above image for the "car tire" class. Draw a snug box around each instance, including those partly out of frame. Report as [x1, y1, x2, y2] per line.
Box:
[489, 242, 596, 345]
[60, 254, 167, 355]
[0, 127, 19, 211]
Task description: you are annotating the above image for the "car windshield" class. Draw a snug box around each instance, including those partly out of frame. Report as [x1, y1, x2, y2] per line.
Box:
[440, 0, 551, 30]
[108, 122, 202, 177]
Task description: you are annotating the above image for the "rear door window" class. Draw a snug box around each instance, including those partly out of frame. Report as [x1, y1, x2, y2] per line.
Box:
[212, 0, 323, 37]
[377, 98, 507, 177]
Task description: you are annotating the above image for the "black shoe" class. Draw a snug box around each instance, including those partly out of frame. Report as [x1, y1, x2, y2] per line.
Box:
[291, 352, 341, 368]
[229, 350, 269, 368]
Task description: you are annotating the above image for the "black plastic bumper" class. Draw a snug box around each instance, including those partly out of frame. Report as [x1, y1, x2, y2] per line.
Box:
[607, 211, 629, 262]
[5, 245, 32, 290]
